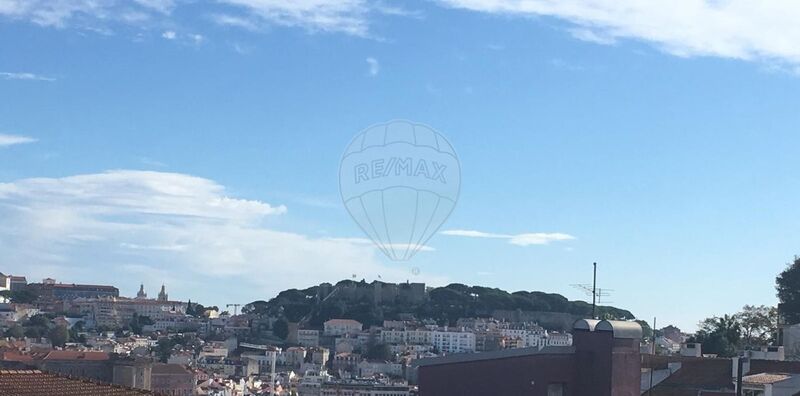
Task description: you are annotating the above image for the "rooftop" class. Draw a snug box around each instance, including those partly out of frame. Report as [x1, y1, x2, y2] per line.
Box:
[0, 370, 151, 395]
[43, 351, 110, 361]
[413, 346, 575, 367]
[325, 319, 363, 326]
[743, 372, 793, 385]
[31, 283, 118, 291]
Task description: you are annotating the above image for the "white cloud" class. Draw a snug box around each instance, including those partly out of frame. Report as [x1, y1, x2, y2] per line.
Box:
[211, 14, 260, 31]
[366, 57, 379, 76]
[325, 237, 434, 252]
[218, 0, 374, 36]
[0, 0, 400, 38]
[161, 30, 176, 39]
[0, 170, 447, 304]
[438, 0, 800, 66]
[0, 72, 55, 82]
[441, 229, 575, 246]
[0, 133, 37, 147]
[0, 0, 163, 27]
[133, 0, 176, 14]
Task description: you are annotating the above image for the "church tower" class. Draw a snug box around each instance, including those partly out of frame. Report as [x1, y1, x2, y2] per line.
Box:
[136, 283, 147, 299]
[158, 284, 168, 302]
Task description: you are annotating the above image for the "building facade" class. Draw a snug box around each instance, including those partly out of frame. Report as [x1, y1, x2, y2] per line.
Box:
[415, 319, 642, 396]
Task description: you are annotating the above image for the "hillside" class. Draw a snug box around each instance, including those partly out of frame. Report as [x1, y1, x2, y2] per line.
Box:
[243, 280, 636, 330]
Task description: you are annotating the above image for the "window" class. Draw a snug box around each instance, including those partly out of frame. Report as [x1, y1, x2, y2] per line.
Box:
[547, 383, 566, 396]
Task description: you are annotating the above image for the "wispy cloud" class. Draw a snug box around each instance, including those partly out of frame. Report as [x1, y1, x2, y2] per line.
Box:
[211, 14, 260, 31]
[366, 57, 380, 76]
[0, 1, 410, 39]
[161, 30, 176, 40]
[217, 0, 374, 37]
[549, 58, 584, 71]
[138, 157, 167, 168]
[0, 134, 37, 147]
[325, 237, 435, 252]
[441, 229, 575, 246]
[438, 0, 800, 67]
[0, 72, 55, 82]
[0, 0, 167, 28]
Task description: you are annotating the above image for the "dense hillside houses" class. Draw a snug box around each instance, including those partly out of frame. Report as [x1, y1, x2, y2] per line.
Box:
[4, 271, 798, 395]
[3, 273, 623, 394]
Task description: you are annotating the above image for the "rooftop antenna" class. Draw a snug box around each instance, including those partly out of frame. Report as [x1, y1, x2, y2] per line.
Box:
[570, 262, 612, 319]
[226, 303, 241, 316]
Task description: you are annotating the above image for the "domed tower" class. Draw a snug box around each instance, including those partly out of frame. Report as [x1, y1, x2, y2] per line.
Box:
[157, 284, 168, 302]
[136, 283, 147, 299]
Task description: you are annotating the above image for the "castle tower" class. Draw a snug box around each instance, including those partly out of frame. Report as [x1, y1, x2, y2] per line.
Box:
[157, 284, 168, 302]
[136, 283, 147, 299]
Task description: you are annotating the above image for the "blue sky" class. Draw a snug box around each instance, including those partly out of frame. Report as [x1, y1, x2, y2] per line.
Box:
[2, 0, 800, 331]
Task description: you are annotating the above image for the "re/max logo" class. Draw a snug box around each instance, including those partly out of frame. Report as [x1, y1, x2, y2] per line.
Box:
[354, 158, 448, 183]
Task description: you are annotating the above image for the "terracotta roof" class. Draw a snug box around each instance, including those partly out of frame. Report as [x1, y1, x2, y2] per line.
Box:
[0, 370, 151, 395]
[0, 352, 33, 362]
[743, 372, 792, 385]
[325, 319, 362, 326]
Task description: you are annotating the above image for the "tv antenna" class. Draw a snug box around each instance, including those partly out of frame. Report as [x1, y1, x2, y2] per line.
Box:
[226, 303, 242, 316]
[570, 262, 613, 319]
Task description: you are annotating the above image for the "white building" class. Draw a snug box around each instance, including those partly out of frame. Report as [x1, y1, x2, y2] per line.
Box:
[680, 342, 702, 357]
[298, 329, 321, 347]
[72, 295, 188, 330]
[545, 332, 573, 347]
[431, 330, 476, 354]
[324, 319, 363, 336]
[745, 346, 785, 361]
[358, 361, 404, 378]
[298, 369, 332, 396]
[320, 380, 410, 396]
[741, 372, 800, 396]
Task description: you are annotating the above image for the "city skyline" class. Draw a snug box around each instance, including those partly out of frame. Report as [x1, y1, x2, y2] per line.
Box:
[4, 1, 800, 331]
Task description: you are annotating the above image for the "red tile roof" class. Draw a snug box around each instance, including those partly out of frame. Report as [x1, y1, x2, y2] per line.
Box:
[743, 373, 792, 385]
[0, 352, 32, 362]
[0, 370, 152, 395]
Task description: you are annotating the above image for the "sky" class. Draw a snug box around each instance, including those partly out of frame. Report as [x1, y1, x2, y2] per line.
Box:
[2, 0, 800, 331]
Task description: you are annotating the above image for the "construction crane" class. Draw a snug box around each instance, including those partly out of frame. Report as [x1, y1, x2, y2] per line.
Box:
[226, 303, 242, 316]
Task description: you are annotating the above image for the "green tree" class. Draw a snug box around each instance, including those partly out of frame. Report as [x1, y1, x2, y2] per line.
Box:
[48, 325, 69, 347]
[777, 256, 800, 324]
[635, 320, 653, 339]
[366, 343, 392, 361]
[27, 314, 50, 328]
[691, 315, 741, 357]
[4, 325, 24, 339]
[273, 319, 289, 340]
[24, 326, 42, 338]
[0, 290, 38, 304]
[738, 305, 777, 346]
[243, 300, 269, 315]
